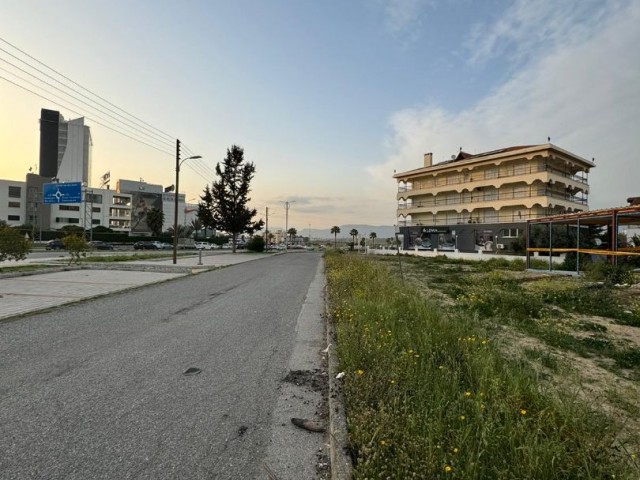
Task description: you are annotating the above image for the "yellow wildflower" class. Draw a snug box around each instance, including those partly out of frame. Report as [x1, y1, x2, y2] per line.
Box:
[444, 465, 453, 473]
[356, 369, 365, 375]
[520, 409, 527, 416]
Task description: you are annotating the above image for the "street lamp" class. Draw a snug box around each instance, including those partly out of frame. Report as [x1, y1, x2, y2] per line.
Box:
[173, 141, 201, 264]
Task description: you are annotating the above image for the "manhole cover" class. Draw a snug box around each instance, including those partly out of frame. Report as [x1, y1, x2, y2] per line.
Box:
[183, 367, 202, 376]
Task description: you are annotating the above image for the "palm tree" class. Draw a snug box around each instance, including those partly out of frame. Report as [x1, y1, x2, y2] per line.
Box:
[369, 231, 377, 249]
[146, 208, 164, 237]
[190, 218, 202, 239]
[330, 226, 340, 248]
[287, 227, 297, 244]
[349, 229, 358, 250]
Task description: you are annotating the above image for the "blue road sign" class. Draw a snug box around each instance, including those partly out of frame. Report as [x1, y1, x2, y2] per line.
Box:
[43, 182, 83, 204]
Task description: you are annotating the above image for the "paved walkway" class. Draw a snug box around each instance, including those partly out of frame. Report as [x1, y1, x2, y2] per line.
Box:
[0, 252, 272, 321]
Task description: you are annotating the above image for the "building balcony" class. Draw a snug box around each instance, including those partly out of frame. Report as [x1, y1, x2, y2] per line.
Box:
[397, 210, 548, 227]
[398, 163, 588, 196]
[397, 188, 588, 214]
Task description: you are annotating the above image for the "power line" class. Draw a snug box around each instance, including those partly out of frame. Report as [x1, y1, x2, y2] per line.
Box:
[0, 74, 174, 157]
[0, 50, 175, 149]
[0, 37, 215, 186]
[0, 36, 175, 143]
[0, 64, 174, 153]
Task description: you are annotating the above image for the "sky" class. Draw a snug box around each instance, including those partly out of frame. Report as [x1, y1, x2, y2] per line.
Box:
[1, 0, 639, 232]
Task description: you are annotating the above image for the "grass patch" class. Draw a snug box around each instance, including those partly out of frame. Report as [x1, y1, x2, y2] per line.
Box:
[326, 252, 638, 478]
[0, 264, 56, 274]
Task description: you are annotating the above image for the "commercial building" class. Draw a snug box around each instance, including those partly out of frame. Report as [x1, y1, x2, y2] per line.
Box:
[39, 109, 92, 185]
[1, 108, 199, 238]
[0, 177, 131, 234]
[394, 144, 594, 252]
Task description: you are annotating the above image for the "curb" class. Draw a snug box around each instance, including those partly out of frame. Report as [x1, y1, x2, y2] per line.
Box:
[325, 290, 353, 479]
[0, 263, 220, 279]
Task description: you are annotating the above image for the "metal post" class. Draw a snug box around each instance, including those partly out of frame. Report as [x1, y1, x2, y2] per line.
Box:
[576, 218, 581, 273]
[172, 139, 180, 265]
[89, 190, 93, 242]
[526, 221, 531, 269]
[198, 247, 203, 265]
[284, 201, 289, 252]
[548, 221, 553, 272]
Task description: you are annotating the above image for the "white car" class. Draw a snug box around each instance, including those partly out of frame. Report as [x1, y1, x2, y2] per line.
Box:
[195, 242, 213, 250]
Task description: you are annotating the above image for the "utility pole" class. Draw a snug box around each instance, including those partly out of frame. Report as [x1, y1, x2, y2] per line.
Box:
[264, 206, 269, 250]
[284, 200, 295, 252]
[173, 139, 181, 264]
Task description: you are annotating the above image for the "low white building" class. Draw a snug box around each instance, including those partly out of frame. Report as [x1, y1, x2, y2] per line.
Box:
[0, 177, 131, 234]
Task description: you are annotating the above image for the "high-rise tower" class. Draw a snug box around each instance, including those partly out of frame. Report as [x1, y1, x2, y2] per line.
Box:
[38, 108, 92, 185]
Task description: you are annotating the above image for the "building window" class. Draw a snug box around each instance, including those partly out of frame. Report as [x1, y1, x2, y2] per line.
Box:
[500, 228, 521, 238]
[59, 205, 80, 211]
[55, 217, 80, 224]
[92, 207, 101, 213]
[8, 215, 20, 221]
[8, 201, 20, 208]
[8, 186, 21, 198]
[86, 193, 103, 203]
[113, 196, 130, 206]
[92, 219, 100, 225]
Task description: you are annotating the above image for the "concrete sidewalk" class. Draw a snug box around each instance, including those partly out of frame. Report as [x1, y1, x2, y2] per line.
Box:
[0, 252, 272, 321]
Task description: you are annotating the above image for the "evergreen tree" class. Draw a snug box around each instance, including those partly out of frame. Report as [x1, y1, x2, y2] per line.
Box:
[199, 145, 264, 252]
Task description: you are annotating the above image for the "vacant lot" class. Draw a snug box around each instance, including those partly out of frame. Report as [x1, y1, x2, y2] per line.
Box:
[326, 252, 640, 479]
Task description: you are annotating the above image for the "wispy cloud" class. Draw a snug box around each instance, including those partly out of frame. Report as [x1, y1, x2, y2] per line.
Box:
[382, 0, 434, 43]
[368, 0, 640, 210]
[465, 0, 621, 65]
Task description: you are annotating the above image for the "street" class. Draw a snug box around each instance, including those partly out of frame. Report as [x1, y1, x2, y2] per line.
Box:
[0, 252, 325, 479]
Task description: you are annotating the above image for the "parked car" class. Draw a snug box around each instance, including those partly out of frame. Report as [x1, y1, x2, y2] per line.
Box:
[415, 240, 433, 250]
[45, 239, 65, 250]
[133, 241, 158, 250]
[88, 240, 114, 250]
[195, 242, 213, 250]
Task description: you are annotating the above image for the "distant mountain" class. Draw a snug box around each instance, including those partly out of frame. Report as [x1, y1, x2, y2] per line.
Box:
[308, 225, 397, 240]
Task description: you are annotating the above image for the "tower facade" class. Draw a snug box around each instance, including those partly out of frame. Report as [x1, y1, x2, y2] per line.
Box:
[38, 108, 92, 185]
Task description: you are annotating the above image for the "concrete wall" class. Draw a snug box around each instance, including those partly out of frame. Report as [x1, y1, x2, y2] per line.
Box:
[367, 246, 566, 264]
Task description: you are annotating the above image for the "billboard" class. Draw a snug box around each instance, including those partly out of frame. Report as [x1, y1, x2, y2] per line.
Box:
[130, 192, 163, 234]
[43, 182, 82, 204]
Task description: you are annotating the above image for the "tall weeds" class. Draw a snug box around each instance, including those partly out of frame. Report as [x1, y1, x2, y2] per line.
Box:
[326, 252, 638, 479]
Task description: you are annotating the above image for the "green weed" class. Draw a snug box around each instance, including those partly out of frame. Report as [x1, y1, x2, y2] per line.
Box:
[326, 252, 638, 479]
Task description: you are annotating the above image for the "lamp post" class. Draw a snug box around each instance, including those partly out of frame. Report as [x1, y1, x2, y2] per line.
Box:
[173, 139, 202, 264]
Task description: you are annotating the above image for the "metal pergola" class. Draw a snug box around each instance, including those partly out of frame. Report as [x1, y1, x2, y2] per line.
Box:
[526, 204, 640, 272]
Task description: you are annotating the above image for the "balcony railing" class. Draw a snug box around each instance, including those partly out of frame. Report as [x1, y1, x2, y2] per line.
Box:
[398, 163, 588, 192]
[397, 188, 587, 210]
[396, 210, 552, 227]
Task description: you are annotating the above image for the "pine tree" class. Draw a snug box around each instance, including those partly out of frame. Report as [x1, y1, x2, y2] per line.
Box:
[199, 145, 264, 252]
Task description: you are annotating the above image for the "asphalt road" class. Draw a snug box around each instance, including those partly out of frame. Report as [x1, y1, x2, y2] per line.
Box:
[0, 252, 324, 479]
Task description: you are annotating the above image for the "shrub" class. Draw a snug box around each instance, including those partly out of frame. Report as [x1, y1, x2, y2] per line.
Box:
[0, 225, 31, 261]
[62, 234, 88, 265]
[246, 235, 265, 252]
[586, 262, 636, 285]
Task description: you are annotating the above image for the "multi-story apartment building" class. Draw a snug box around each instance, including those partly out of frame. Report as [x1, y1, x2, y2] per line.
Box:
[393, 144, 594, 252]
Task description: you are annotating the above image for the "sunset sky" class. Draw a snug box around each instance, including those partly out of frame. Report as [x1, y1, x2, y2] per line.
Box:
[1, 0, 639, 231]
